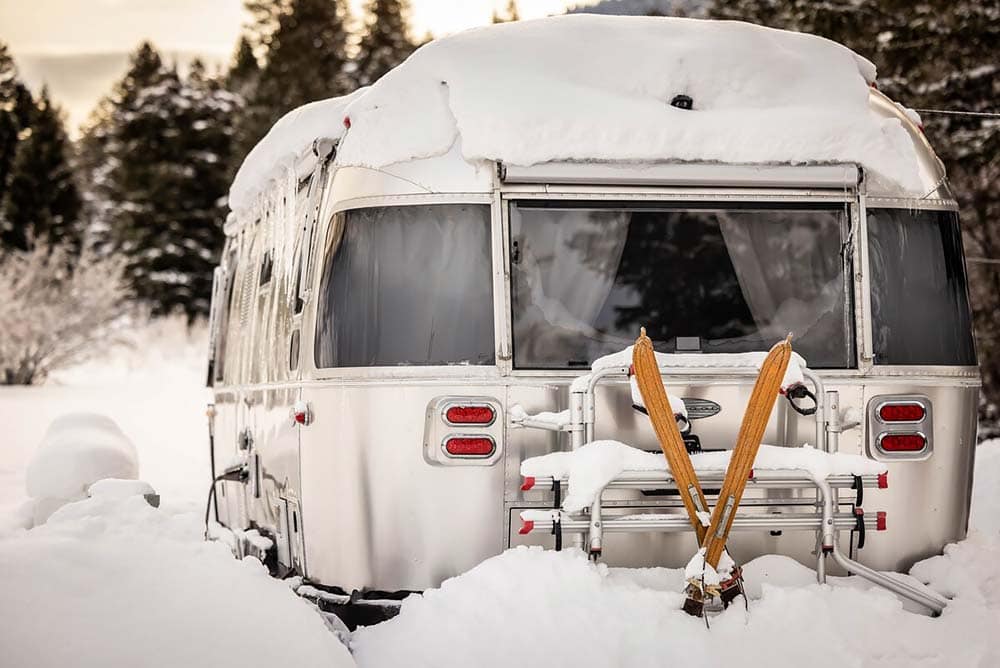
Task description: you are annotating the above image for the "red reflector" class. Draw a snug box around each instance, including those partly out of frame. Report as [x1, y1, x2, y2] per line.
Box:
[877, 471, 888, 489]
[519, 520, 534, 535]
[876, 512, 886, 531]
[445, 405, 495, 425]
[521, 476, 536, 491]
[880, 434, 927, 452]
[879, 403, 926, 422]
[343, 115, 351, 128]
[444, 437, 495, 457]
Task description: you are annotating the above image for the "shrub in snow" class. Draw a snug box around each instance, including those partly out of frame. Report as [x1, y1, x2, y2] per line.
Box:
[0, 241, 133, 385]
[25, 413, 138, 523]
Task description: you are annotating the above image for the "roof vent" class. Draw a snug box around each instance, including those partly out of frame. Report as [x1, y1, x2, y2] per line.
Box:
[670, 94, 693, 110]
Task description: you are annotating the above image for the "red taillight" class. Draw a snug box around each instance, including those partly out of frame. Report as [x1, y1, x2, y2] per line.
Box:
[878, 403, 926, 422]
[445, 405, 495, 425]
[879, 434, 927, 452]
[444, 436, 495, 457]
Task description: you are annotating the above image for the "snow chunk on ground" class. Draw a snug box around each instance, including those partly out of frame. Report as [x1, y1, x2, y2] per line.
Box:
[0, 495, 353, 668]
[25, 414, 138, 523]
[337, 15, 923, 192]
[522, 441, 885, 512]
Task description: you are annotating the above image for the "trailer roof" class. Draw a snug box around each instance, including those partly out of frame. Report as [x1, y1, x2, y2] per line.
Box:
[230, 15, 939, 214]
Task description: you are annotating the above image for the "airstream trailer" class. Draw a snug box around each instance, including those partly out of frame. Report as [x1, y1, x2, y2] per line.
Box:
[206, 16, 978, 621]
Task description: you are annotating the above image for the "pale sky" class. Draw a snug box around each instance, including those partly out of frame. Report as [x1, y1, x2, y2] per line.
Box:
[0, 0, 575, 56]
[0, 0, 576, 131]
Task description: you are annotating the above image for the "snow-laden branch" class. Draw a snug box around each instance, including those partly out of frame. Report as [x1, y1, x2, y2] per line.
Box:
[0, 242, 135, 385]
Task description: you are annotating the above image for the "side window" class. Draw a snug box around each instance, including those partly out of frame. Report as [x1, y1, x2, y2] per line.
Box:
[868, 208, 976, 365]
[314, 204, 495, 367]
[259, 250, 273, 286]
[293, 174, 316, 316]
[213, 251, 238, 383]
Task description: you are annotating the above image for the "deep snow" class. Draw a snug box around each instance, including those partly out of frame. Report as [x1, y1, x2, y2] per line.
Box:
[0, 316, 209, 514]
[0, 494, 353, 668]
[1, 319, 999, 667]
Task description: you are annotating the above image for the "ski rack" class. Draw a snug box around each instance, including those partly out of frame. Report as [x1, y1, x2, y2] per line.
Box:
[515, 363, 949, 614]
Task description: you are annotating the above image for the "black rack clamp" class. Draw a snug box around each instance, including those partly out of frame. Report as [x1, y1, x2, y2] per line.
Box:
[854, 507, 867, 550]
[851, 474, 864, 506]
[552, 514, 562, 552]
[551, 478, 562, 510]
[784, 383, 818, 416]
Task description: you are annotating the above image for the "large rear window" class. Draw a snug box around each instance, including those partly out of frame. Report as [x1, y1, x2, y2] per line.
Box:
[314, 204, 495, 368]
[510, 202, 854, 369]
[867, 208, 976, 366]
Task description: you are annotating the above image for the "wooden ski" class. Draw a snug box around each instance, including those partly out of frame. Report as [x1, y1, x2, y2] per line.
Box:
[701, 336, 793, 568]
[632, 328, 710, 545]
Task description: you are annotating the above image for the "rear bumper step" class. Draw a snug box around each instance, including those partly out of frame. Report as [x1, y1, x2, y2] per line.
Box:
[522, 471, 887, 492]
[519, 509, 884, 535]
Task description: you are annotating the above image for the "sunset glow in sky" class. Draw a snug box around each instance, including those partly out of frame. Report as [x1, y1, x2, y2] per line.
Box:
[0, 0, 574, 55]
[0, 0, 576, 131]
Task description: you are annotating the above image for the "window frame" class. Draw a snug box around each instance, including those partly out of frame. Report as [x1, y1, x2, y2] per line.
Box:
[864, 206, 978, 368]
[505, 198, 858, 371]
[309, 199, 499, 375]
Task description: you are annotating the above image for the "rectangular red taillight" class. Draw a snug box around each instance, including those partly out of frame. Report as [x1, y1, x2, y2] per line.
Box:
[445, 405, 496, 425]
[444, 436, 495, 457]
[878, 403, 926, 422]
[879, 433, 927, 452]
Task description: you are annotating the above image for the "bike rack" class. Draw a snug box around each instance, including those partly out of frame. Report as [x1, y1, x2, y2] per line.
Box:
[514, 361, 948, 614]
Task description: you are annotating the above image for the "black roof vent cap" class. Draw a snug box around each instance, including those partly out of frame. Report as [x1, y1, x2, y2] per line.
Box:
[670, 94, 694, 110]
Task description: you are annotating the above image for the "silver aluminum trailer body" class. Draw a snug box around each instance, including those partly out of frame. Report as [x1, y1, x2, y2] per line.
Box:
[207, 89, 979, 594]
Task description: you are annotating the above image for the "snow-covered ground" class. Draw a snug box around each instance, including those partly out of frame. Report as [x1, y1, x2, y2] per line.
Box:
[0, 316, 209, 513]
[1, 320, 999, 667]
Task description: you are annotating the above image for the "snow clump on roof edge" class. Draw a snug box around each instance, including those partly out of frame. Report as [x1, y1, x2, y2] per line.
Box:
[229, 88, 367, 212]
[232, 14, 926, 212]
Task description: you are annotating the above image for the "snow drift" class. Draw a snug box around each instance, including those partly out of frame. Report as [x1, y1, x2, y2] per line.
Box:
[25, 413, 138, 524]
[351, 542, 1000, 668]
[0, 494, 352, 668]
[231, 15, 926, 213]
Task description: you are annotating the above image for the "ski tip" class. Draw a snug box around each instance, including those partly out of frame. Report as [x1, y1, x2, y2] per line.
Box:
[785, 332, 793, 344]
[635, 327, 652, 348]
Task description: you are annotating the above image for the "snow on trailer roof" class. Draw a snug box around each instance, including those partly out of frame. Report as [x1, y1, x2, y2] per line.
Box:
[230, 14, 935, 214]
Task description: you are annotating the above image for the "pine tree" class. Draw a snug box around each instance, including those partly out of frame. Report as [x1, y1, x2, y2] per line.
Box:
[1, 88, 81, 251]
[82, 44, 239, 319]
[241, 0, 352, 154]
[353, 0, 417, 87]
[227, 36, 261, 100]
[0, 42, 34, 208]
[77, 42, 166, 255]
[226, 36, 263, 180]
[113, 62, 239, 318]
[244, 0, 289, 58]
